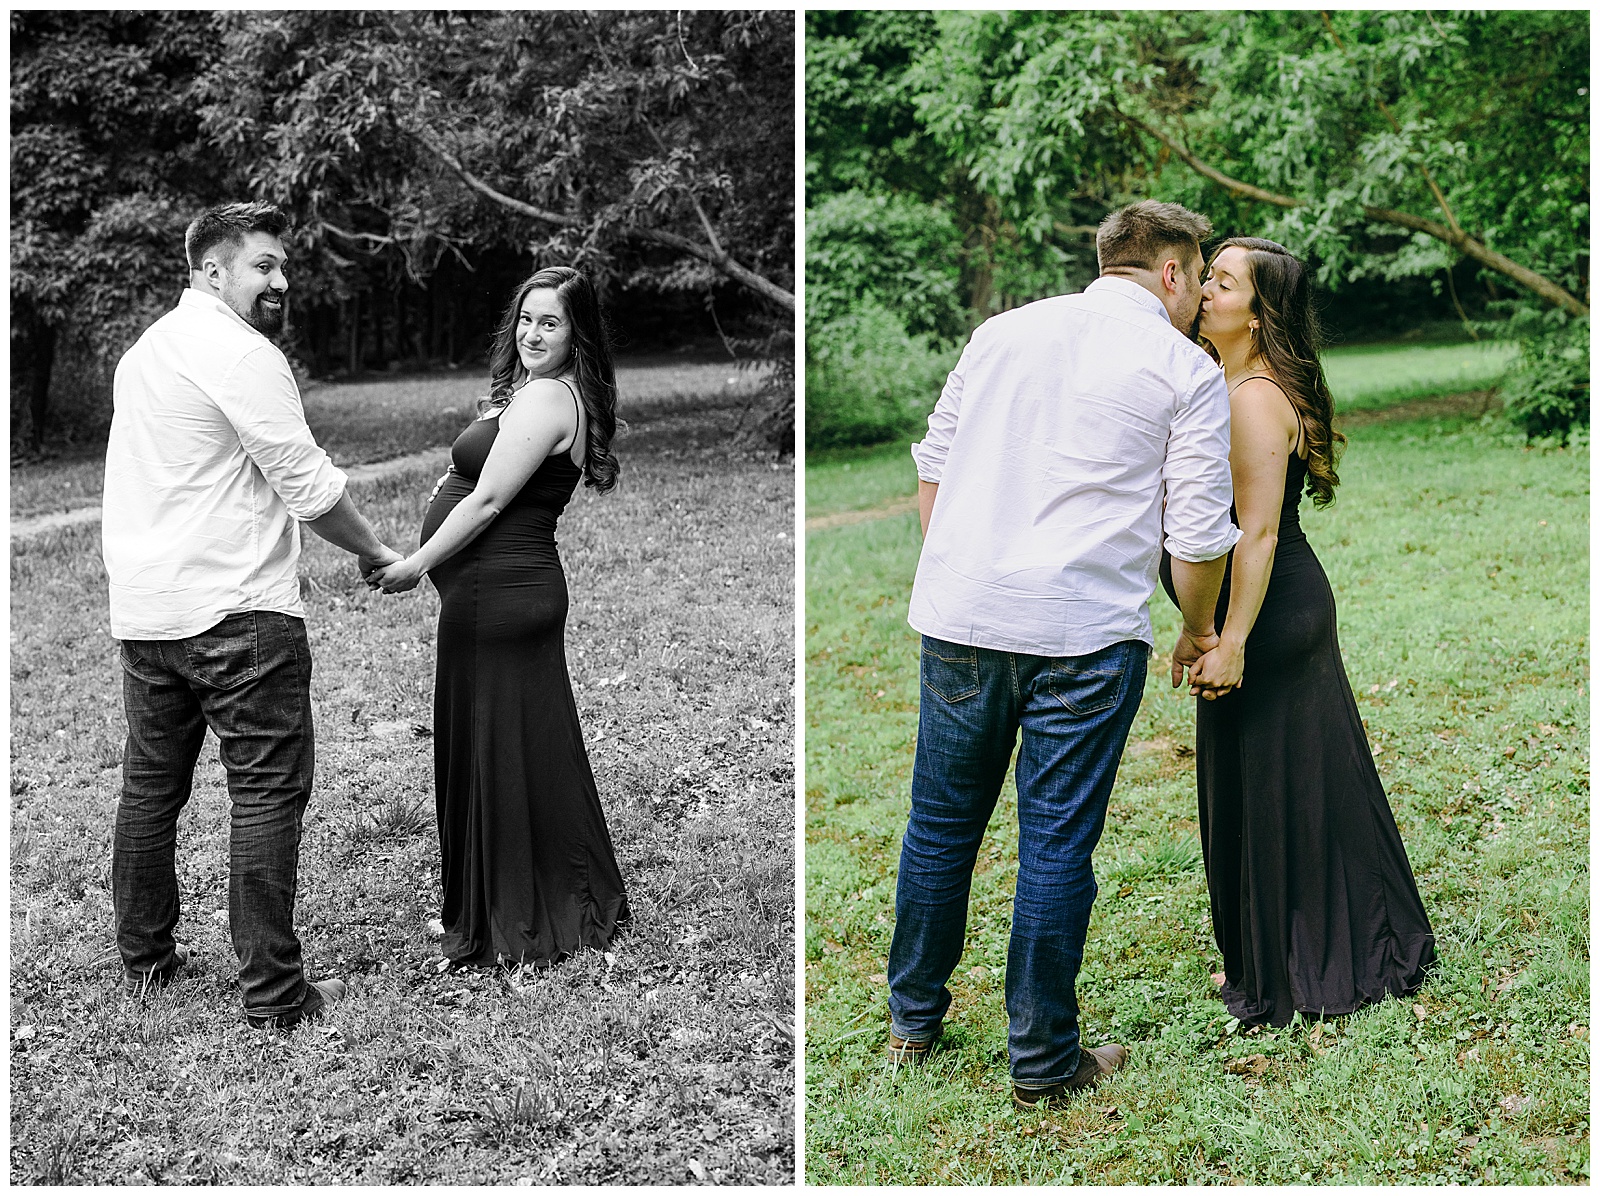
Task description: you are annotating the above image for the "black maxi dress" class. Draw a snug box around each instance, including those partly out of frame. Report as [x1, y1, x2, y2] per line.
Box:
[420, 397, 629, 966]
[1162, 451, 1435, 1026]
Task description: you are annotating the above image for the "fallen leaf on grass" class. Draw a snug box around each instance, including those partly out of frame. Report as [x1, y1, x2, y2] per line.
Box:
[1223, 1053, 1268, 1077]
[688, 1159, 707, 1182]
[1499, 1093, 1535, 1117]
[867, 973, 886, 985]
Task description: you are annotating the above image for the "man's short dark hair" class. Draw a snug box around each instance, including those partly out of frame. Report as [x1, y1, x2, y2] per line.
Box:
[185, 202, 289, 272]
[1096, 201, 1212, 274]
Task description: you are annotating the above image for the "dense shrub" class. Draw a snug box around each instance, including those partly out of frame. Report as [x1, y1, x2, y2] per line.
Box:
[805, 191, 964, 448]
[806, 297, 957, 450]
[1499, 317, 1590, 441]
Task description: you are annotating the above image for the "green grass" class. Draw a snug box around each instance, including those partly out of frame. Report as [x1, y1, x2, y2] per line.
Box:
[1322, 339, 1519, 412]
[805, 340, 1522, 521]
[10, 403, 795, 1183]
[803, 413, 1588, 1184]
[10, 357, 774, 521]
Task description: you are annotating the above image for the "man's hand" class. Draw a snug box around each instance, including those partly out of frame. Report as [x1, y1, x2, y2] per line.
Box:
[358, 545, 403, 579]
[1170, 626, 1221, 689]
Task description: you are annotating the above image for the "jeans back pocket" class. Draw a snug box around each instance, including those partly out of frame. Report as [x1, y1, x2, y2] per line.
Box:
[921, 638, 980, 704]
[181, 612, 260, 691]
[1044, 655, 1125, 717]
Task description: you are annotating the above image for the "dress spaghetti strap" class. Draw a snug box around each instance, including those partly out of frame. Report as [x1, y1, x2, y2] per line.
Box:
[1233, 373, 1306, 458]
[555, 377, 582, 468]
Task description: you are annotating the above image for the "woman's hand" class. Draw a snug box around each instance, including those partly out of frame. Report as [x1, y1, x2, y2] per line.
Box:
[1188, 636, 1245, 700]
[366, 556, 424, 594]
[427, 469, 452, 504]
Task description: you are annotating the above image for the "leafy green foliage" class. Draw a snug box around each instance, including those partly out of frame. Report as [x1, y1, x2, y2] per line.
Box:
[805, 11, 1588, 445]
[1499, 318, 1591, 440]
[805, 299, 957, 452]
[807, 192, 964, 340]
[805, 11, 943, 199]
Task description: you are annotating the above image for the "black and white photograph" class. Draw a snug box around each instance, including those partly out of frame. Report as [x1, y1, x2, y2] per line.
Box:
[11, 9, 795, 1184]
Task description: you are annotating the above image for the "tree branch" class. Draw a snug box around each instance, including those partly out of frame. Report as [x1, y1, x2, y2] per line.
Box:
[1119, 111, 1589, 317]
[1320, 11, 1465, 238]
[413, 127, 793, 313]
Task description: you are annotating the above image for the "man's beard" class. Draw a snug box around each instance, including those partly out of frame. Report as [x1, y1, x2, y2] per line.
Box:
[246, 292, 286, 337]
[224, 284, 285, 337]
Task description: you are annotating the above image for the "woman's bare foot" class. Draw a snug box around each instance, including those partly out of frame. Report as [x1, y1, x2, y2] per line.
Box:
[1211, 971, 1226, 986]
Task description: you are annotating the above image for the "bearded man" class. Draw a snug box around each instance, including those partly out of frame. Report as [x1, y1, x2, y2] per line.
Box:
[102, 201, 400, 1028]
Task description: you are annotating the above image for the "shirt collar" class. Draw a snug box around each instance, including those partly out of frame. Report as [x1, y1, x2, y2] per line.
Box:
[1085, 275, 1175, 325]
[180, 287, 265, 339]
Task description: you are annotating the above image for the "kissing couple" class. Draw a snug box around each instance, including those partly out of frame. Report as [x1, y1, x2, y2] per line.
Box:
[103, 201, 628, 1029]
[883, 200, 1436, 1107]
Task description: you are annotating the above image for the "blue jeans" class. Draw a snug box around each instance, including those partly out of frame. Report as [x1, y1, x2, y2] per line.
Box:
[114, 611, 315, 1016]
[888, 635, 1149, 1087]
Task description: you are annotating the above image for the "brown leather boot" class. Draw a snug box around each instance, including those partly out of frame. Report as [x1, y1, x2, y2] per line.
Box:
[1013, 1043, 1127, 1108]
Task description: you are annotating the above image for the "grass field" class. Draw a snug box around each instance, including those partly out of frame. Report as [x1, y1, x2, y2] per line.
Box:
[10, 356, 775, 521]
[803, 410, 1588, 1183]
[1321, 340, 1519, 413]
[10, 400, 796, 1183]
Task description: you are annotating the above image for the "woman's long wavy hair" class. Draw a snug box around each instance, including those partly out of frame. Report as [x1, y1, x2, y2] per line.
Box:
[482, 266, 620, 493]
[1203, 237, 1344, 509]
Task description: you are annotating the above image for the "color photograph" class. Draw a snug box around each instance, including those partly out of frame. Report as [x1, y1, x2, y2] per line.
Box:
[804, 10, 1588, 1184]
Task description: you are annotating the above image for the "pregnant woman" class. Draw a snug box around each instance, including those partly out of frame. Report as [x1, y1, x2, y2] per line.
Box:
[1162, 237, 1434, 1026]
[369, 265, 630, 966]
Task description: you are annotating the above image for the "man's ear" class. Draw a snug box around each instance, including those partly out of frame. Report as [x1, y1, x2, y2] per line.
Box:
[1162, 258, 1181, 292]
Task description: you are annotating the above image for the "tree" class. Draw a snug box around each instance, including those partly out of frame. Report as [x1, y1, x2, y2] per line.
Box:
[10, 12, 224, 449]
[201, 10, 793, 314]
[911, 11, 1588, 318]
[202, 10, 795, 447]
[905, 10, 1588, 435]
[12, 12, 796, 452]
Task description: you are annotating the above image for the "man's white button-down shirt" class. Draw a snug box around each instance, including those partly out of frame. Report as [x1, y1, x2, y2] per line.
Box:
[103, 288, 348, 640]
[909, 275, 1241, 658]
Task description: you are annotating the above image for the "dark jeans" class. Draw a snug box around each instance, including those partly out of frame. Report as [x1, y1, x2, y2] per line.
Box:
[115, 611, 315, 1015]
[888, 635, 1148, 1087]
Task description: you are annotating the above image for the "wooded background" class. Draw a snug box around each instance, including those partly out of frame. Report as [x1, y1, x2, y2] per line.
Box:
[11, 10, 795, 453]
[805, 11, 1588, 447]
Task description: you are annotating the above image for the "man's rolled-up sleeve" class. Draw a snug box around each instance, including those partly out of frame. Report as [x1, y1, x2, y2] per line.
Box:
[910, 343, 970, 484]
[1163, 367, 1241, 562]
[217, 345, 347, 521]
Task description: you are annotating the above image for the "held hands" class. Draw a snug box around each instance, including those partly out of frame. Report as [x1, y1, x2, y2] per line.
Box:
[357, 545, 403, 579]
[1187, 636, 1244, 701]
[1170, 626, 1220, 689]
[366, 555, 423, 594]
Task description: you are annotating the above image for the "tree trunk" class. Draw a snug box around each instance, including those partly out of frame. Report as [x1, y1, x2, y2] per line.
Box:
[347, 294, 362, 374]
[29, 319, 57, 451]
[424, 279, 437, 363]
